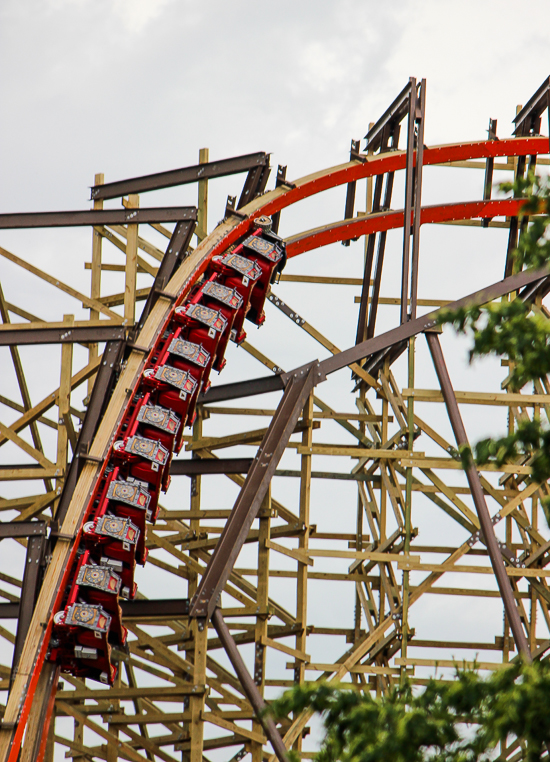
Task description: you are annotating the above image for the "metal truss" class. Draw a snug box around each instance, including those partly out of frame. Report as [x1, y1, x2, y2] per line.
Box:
[1, 76, 550, 762]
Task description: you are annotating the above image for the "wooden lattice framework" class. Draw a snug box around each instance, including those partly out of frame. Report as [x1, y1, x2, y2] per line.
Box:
[1, 76, 550, 762]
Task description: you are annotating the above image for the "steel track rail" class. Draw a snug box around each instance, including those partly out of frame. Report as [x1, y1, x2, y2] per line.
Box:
[1, 134, 548, 762]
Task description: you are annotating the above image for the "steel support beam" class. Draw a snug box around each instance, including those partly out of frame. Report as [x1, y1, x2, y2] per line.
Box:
[134, 219, 196, 335]
[53, 340, 125, 531]
[189, 362, 320, 621]
[425, 330, 531, 660]
[170, 458, 253, 476]
[0, 599, 191, 620]
[0, 325, 125, 347]
[320, 264, 550, 379]
[0, 208, 196, 229]
[199, 374, 285, 404]
[211, 608, 288, 762]
[482, 118, 498, 228]
[91, 153, 269, 201]
[11, 535, 46, 684]
[513, 76, 550, 139]
[0, 522, 46, 539]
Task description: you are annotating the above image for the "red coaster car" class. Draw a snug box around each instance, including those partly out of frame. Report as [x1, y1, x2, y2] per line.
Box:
[241, 231, 284, 325]
[209, 251, 262, 342]
[51, 602, 116, 685]
[82, 513, 140, 598]
[198, 279, 243, 371]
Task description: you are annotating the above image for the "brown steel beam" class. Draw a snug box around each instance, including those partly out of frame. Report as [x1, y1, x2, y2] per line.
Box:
[120, 599, 190, 618]
[189, 362, 321, 621]
[170, 458, 253, 476]
[366, 165, 396, 338]
[199, 374, 285, 404]
[425, 330, 531, 660]
[482, 118, 498, 228]
[409, 78, 426, 321]
[0, 604, 18, 619]
[0, 522, 46, 539]
[91, 153, 269, 201]
[356, 81, 413, 343]
[53, 340, 125, 531]
[0, 208, 196, 229]
[10, 535, 46, 684]
[237, 162, 271, 209]
[364, 80, 412, 153]
[198, 264, 550, 405]
[211, 608, 288, 762]
[513, 75, 550, 138]
[0, 599, 191, 620]
[0, 325, 125, 346]
[321, 263, 550, 379]
[134, 219, 196, 335]
[342, 139, 363, 246]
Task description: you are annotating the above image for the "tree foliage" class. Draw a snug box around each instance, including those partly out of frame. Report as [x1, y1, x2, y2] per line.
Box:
[268, 661, 550, 762]
[268, 176, 550, 762]
[438, 173, 550, 498]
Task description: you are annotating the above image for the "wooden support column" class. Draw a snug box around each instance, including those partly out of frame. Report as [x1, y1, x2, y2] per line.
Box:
[189, 621, 208, 762]
[124, 195, 139, 326]
[252, 487, 271, 762]
[186, 411, 203, 760]
[88, 172, 104, 395]
[401, 336, 415, 676]
[55, 315, 74, 515]
[196, 149, 209, 244]
[189, 412, 203, 599]
[106, 660, 121, 762]
[293, 392, 313, 746]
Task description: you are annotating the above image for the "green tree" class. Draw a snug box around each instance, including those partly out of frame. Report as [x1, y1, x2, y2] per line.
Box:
[439, 174, 550, 504]
[267, 175, 550, 761]
[268, 661, 550, 762]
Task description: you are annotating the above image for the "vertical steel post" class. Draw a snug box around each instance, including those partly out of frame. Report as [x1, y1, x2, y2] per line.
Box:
[409, 79, 426, 322]
[88, 172, 104, 396]
[211, 608, 288, 762]
[400, 78, 416, 325]
[425, 330, 531, 659]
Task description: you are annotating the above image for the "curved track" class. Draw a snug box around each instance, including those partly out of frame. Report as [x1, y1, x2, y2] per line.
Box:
[1, 132, 549, 762]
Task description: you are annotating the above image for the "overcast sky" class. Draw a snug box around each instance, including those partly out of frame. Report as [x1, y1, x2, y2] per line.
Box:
[1, 0, 550, 719]
[2, 0, 550, 212]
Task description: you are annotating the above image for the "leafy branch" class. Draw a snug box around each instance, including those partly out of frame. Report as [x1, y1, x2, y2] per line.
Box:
[267, 661, 550, 762]
[437, 173, 550, 501]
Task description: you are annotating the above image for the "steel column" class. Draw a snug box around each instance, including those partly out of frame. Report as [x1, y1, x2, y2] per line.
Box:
[425, 330, 531, 659]
[211, 608, 288, 762]
[189, 363, 320, 621]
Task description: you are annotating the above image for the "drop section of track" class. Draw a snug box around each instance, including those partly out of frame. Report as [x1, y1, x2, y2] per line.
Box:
[48, 216, 285, 685]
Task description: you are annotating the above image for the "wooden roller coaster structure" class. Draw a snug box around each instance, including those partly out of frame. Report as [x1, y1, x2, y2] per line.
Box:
[1, 75, 550, 762]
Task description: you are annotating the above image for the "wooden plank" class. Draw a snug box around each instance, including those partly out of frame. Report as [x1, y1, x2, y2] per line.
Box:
[57, 684, 205, 701]
[400, 457, 531, 475]
[0, 467, 62, 481]
[0, 420, 54, 469]
[260, 635, 310, 663]
[0, 245, 120, 320]
[295, 445, 420, 458]
[403, 388, 550, 407]
[202, 406, 384, 422]
[395, 657, 510, 671]
[196, 148, 209, 244]
[398, 559, 550, 577]
[124, 195, 139, 326]
[265, 539, 313, 566]
[299, 663, 400, 675]
[0, 356, 101, 445]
